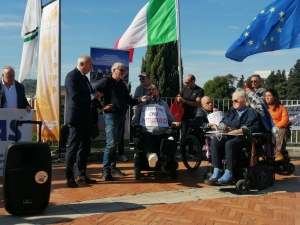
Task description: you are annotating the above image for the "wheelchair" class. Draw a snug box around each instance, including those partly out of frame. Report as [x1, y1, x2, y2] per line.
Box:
[181, 124, 207, 171]
[133, 124, 180, 180]
[203, 128, 274, 194]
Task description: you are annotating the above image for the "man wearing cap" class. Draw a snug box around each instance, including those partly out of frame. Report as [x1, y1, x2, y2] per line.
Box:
[133, 72, 150, 101]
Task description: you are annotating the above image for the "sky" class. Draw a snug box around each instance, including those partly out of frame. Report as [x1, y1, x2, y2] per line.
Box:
[1, 0, 300, 93]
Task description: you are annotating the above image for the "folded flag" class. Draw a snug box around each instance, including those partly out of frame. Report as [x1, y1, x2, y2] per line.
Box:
[226, 0, 300, 62]
[115, 0, 177, 54]
[18, 0, 41, 83]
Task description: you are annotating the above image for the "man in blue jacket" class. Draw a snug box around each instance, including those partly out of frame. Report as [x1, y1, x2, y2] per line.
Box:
[209, 90, 261, 184]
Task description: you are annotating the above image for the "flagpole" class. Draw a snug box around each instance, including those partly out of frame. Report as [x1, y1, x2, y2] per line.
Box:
[175, 0, 182, 92]
[58, 0, 61, 133]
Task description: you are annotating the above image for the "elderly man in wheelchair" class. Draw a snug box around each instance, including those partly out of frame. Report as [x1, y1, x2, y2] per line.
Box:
[132, 83, 181, 180]
[208, 90, 261, 184]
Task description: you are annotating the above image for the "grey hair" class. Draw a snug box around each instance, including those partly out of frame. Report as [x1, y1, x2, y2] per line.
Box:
[232, 90, 246, 98]
[233, 90, 249, 106]
[77, 55, 92, 65]
[2, 66, 15, 75]
[111, 62, 124, 73]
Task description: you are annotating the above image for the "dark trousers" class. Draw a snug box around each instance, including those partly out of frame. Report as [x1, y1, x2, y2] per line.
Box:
[210, 135, 251, 171]
[65, 121, 92, 179]
[59, 124, 69, 149]
[142, 133, 164, 155]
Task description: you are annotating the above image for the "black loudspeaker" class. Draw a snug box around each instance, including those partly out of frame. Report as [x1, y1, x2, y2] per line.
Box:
[3, 121, 51, 215]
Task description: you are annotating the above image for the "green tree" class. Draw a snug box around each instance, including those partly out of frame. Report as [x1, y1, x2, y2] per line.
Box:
[286, 60, 300, 99]
[236, 74, 245, 89]
[203, 76, 234, 99]
[274, 69, 287, 99]
[141, 42, 182, 97]
[225, 74, 238, 88]
[265, 70, 277, 89]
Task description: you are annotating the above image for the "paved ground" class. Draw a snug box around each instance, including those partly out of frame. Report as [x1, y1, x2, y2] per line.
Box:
[0, 158, 299, 225]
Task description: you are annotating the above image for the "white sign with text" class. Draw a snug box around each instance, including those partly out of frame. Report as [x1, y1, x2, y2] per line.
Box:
[207, 111, 224, 125]
[0, 109, 34, 176]
[140, 104, 168, 127]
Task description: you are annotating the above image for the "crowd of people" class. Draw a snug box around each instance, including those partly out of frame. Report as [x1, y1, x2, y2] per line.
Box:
[2, 56, 291, 189]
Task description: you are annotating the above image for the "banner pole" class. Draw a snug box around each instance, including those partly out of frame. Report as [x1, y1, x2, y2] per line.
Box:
[175, 0, 182, 92]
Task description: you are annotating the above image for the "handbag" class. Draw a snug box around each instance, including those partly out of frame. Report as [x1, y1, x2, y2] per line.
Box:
[170, 99, 184, 122]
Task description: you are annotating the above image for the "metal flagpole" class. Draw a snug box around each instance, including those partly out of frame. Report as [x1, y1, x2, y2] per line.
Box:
[176, 0, 183, 92]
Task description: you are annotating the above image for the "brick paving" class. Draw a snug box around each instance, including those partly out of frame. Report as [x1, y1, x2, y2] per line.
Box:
[0, 159, 299, 225]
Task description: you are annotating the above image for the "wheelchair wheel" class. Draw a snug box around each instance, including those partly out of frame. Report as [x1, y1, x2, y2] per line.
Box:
[181, 135, 202, 171]
[236, 179, 250, 194]
[255, 165, 272, 190]
[286, 163, 295, 174]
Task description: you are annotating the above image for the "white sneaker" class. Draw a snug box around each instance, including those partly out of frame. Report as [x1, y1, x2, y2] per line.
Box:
[148, 153, 158, 168]
[119, 155, 129, 162]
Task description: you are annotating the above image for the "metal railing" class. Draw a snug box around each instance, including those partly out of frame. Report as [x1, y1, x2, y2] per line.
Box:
[162, 97, 300, 145]
[27, 95, 300, 146]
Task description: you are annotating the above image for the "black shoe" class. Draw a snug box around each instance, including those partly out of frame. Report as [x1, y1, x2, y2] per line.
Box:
[102, 172, 114, 181]
[111, 168, 125, 177]
[76, 176, 97, 184]
[67, 178, 78, 188]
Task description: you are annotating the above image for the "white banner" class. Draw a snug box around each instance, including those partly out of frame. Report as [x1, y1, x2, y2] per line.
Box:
[140, 104, 168, 127]
[36, 0, 60, 141]
[207, 111, 224, 125]
[0, 109, 34, 176]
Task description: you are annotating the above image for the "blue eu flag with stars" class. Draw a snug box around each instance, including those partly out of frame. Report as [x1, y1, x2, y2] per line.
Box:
[226, 0, 300, 62]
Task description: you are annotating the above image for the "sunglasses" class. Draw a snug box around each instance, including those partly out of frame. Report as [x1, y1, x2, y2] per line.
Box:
[116, 68, 124, 72]
[232, 99, 240, 103]
[139, 77, 145, 81]
[251, 80, 258, 83]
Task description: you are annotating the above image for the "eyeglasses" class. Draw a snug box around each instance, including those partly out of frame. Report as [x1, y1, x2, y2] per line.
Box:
[139, 77, 145, 81]
[116, 68, 124, 72]
[232, 99, 240, 103]
[251, 80, 258, 83]
[147, 88, 157, 91]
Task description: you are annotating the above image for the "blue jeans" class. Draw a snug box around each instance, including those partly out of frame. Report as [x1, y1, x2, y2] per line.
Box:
[102, 113, 125, 172]
[210, 135, 251, 171]
[180, 118, 194, 147]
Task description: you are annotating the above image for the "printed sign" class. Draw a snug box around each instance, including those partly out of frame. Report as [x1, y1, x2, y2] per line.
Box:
[207, 111, 224, 125]
[140, 104, 168, 127]
[0, 109, 34, 176]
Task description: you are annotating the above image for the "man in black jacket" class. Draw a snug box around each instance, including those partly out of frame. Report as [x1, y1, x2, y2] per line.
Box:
[65, 55, 101, 188]
[0, 66, 31, 112]
[93, 62, 148, 181]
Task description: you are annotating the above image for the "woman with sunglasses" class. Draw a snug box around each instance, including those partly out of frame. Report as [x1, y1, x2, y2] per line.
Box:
[265, 89, 290, 161]
[208, 90, 261, 184]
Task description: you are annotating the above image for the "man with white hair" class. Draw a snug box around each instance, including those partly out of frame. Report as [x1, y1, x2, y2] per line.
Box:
[65, 55, 101, 188]
[208, 91, 261, 184]
[0, 66, 31, 112]
[93, 62, 149, 181]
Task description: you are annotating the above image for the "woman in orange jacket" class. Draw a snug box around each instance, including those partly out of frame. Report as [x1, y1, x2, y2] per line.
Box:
[265, 89, 290, 161]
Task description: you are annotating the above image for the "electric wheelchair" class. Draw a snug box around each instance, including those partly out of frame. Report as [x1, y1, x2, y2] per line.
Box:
[180, 117, 295, 194]
[132, 124, 180, 180]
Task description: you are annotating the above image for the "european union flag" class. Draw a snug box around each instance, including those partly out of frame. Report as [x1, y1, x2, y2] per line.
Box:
[226, 0, 300, 62]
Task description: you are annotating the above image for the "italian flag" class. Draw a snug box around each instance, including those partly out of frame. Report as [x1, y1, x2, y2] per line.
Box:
[114, 0, 177, 60]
